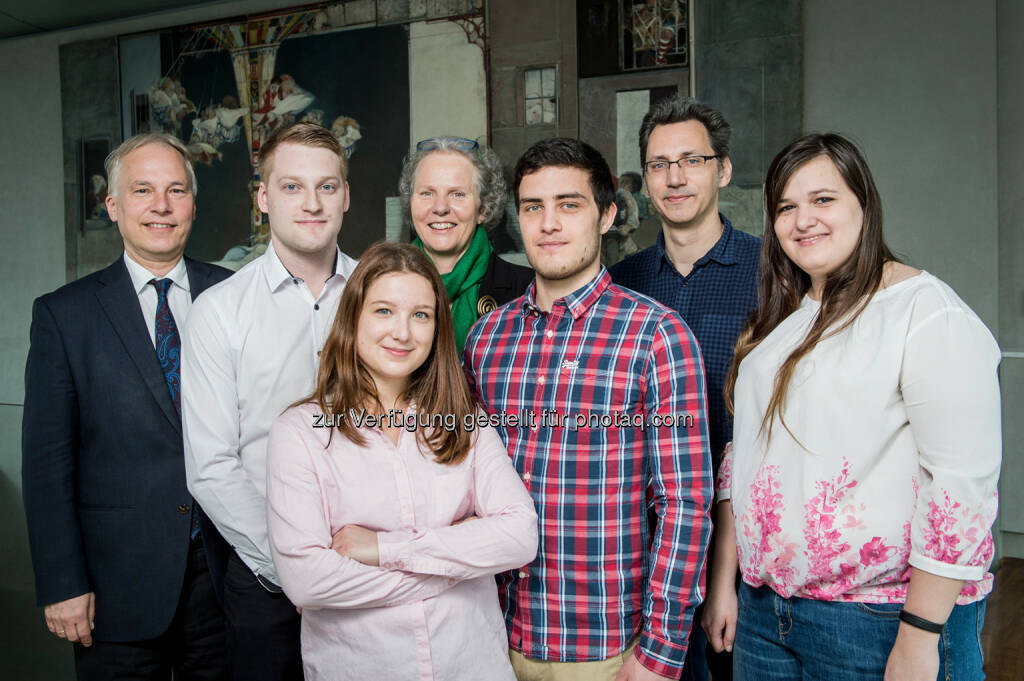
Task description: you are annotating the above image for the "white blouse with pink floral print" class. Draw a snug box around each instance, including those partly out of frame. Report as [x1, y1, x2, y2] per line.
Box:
[719, 272, 1001, 604]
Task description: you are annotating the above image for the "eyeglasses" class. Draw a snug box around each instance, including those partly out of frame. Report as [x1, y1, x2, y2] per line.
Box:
[416, 137, 480, 152]
[644, 155, 719, 174]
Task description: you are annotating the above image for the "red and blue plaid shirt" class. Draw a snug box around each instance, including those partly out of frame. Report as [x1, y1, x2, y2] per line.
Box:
[463, 269, 712, 677]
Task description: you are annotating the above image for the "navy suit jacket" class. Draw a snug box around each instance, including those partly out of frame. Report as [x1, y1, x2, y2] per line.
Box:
[22, 255, 232, 642]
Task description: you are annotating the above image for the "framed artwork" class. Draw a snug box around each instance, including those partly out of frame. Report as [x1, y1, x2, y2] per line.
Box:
[81, 136, 113, 231]
[622, 0, 689, 71]
[578, 0, 690, 78]
[133, 17, 408, 261]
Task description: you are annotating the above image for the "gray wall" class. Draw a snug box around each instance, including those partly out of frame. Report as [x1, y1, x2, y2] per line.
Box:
[696, 0, 802, 188]
[997, 0, 1024, 557]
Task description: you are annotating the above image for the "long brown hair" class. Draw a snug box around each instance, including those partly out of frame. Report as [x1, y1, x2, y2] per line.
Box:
[725, 133, 898, 443]
[310, 241, 476, 464]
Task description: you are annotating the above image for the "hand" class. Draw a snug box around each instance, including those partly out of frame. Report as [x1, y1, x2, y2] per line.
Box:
[331, 525, 380, 566]
[614, 652, 676, 681]
[884, 624, 940, 681]
[702, 581, 738, 653]
[44, 592, 95, 646]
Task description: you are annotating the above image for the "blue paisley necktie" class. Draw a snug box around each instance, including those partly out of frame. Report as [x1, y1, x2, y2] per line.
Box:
[151, 278, 182, 416]
[151, 278, 198, 538]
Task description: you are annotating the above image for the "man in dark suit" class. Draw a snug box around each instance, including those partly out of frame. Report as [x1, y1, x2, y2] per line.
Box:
[22, 133, 231, 680]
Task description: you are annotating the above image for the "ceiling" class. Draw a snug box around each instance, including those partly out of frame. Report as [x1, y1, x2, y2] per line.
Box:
[0, 1, 222, 40]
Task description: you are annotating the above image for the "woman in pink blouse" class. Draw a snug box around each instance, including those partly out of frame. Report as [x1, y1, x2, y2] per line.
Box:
[266, 242, 538, 681]
[702, 134, 1000, 681]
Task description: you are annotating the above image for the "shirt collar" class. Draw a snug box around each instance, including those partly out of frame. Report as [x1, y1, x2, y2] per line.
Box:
[263, 239, 357, 292]
[521, 267, 612, 320]
[123, 252, 189, 296]
[656, 213, 740, 273]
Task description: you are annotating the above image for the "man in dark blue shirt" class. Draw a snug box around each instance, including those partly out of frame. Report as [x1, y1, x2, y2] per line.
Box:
[610, 97, 760, 681]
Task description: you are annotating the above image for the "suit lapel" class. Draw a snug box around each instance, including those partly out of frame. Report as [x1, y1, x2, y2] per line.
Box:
[184, 258, 226, 301]
[184, 258, 218, 300]
[96, 258, 182, 434]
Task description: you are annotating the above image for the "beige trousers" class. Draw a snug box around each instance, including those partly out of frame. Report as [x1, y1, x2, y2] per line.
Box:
[508, 639, 640, 681]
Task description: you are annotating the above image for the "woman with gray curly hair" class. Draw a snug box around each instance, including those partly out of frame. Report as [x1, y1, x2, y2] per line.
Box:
[399, 136, 532, 352]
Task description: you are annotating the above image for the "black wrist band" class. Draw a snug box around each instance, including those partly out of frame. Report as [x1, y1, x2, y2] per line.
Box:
[899, 609, 945, 634]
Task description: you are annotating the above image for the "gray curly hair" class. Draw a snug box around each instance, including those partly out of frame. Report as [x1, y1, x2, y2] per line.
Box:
[398, 137, 507, 231]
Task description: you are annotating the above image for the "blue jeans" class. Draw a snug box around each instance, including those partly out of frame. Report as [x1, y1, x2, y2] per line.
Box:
[734, 583, 986, 681]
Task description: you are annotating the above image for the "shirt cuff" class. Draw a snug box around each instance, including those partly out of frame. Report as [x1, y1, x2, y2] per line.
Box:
[636, 630, 686, 678]
[908, 552, 989, 582]
[377, 528, 419, 571]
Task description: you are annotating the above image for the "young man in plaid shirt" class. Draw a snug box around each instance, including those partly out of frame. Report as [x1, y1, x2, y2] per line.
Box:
[464, 137, 712, 680]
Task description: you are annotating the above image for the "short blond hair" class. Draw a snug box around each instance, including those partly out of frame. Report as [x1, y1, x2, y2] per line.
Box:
[105, 133, 197, 198]
[258, 122, 348, 181]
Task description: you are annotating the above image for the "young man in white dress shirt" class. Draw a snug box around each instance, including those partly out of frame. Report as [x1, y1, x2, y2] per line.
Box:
[182, 122, 357, 681]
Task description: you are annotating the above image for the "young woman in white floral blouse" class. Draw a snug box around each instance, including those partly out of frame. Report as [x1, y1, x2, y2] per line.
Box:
[702, 133, 1000, 681]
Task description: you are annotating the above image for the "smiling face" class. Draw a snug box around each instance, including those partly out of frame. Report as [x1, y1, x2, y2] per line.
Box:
[409, 151, 483, 273]
[257, 142, 349, 265]
[644, 119, 732, 231]
[773, 155, 865, 298]
[356, 271, 436, 404]
[105, 142, 195, 276]
[517, 165, 613, 305]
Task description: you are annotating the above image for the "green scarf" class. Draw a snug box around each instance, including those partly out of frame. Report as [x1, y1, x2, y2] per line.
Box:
[414, 225, 492, 354]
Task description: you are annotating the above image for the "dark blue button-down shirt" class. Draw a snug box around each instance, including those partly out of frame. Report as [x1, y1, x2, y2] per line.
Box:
[610, 215, 760, 470]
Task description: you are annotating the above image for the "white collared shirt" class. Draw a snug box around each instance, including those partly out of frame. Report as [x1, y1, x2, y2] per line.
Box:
[181, 240, 358, 584]
[123, 253, 191, 347]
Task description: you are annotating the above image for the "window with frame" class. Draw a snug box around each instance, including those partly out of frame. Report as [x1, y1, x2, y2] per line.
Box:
[524, 67, 557, 126]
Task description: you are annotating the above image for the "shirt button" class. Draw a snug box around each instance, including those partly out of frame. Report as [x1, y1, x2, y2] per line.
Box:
[177, 504, 190, 514]
[538, 376, 545, 384]
[314, 304, 320, 310]
[523, 472, 531, 481]
[545, 330, 553, 338]
[518, 571, 527, 579]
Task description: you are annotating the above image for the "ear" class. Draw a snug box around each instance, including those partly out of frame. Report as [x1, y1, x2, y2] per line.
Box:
[476, 203, 491, 225]
[105, 192, 119, 222]
[342, 181, 351, 213]
[257, 182, 269, 213]
[718, 156, 733, 188]
[598, 202, 616, 236]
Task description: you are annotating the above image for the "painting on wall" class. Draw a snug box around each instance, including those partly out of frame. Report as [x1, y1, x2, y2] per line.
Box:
[124, 8, 409, 263]
[81, 136, 113, 231]
[577, 0, 690, 78]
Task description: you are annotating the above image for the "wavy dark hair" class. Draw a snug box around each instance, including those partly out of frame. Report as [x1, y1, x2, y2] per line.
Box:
[725, 133, 898, 443]
[513, 137, 616, 216]
[638, 96, 732, 165]
[309, 241, 476, 464]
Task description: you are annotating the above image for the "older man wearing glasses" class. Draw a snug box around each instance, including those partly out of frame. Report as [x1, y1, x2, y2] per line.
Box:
[609, 96, 760, 681]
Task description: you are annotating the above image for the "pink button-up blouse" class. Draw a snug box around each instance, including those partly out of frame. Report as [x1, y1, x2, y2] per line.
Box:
[267, 403, 538, 681]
